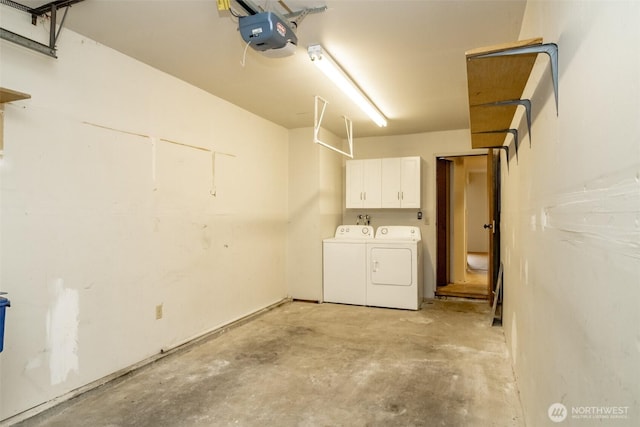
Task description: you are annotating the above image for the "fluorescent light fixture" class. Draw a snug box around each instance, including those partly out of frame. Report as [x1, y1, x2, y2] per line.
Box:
[308, 44, 387, 127]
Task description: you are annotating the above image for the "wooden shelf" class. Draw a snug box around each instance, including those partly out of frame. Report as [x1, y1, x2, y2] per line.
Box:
[1, 87, 31, 154]
[0, 87, 31, 104]
[466, 38, 542, 149]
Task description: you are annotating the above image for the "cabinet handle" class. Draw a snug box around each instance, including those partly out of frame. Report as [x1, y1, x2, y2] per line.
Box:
[397, 191, 400, 200]
[401, 192, 404, 200]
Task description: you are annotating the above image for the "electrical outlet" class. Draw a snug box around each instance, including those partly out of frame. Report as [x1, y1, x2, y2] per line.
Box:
[155, 304, 163, 320]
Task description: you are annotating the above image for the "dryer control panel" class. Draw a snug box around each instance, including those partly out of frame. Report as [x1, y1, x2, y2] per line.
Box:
[334, 225, 374, 239]
[375, 226, 421, 241]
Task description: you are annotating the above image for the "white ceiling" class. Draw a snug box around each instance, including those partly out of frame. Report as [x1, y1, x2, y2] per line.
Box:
[52, 0, 526, 138]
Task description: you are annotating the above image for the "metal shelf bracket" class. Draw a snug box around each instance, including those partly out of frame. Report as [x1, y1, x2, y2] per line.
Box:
[496, 146, 510, 172]
[476, 99, 532, 146]
[474, 43, 558, 115]
[475, 129, 519, 162]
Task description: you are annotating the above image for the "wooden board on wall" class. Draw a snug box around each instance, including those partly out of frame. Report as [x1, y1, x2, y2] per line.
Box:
[0, 87, 31, 103]
[0, 87, 31, 153]
[470, 132, 509, 149]
[466, 38, 542, 149]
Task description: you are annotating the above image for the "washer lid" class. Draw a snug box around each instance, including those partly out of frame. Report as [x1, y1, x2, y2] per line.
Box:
[333, 225, 374, 239]
[375, 226, 421, 240]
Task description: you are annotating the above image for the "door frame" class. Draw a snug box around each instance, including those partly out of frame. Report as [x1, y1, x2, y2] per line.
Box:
[434, 150, 499, 302]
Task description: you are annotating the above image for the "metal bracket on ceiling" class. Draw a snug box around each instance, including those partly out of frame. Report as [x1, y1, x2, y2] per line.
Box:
[285, 5, 327, 28]
[234, 0, 326, 26]
[473, 43, 559, 115]
[0, 0, 85, 58]
[0, 27, 56, 57]
[234, 0, 259, 15]
[314, 96, 354, 159]
[476, 99, 532, 146]
[475, 128, 519, 162]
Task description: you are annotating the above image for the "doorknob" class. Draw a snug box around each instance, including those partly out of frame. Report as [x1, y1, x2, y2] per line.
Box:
[483, 223, 493, 229]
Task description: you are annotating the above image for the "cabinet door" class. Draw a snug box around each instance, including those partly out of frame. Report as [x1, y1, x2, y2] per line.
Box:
[346, 160, 364, 208]
[400, 156, 421, 208]
[362, 159, 381, 208]
[381, 158, 401, 208]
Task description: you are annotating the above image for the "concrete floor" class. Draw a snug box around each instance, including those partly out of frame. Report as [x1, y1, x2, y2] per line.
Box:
[16, 300, 524, 427]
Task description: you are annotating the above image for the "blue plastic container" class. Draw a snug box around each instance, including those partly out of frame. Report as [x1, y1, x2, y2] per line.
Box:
[0, 297, 10, 353]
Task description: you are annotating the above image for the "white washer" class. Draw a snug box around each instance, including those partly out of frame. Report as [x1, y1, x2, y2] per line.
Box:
[366, 226, 423, 310]
[323, 225, 374, 306]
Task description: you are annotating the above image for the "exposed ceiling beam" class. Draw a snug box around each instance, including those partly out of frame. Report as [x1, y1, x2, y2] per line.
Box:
[0, 0, 85, 58]
[29, 0, 86, 17]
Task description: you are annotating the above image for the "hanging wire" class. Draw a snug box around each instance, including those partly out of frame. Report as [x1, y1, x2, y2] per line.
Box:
[240, 40, 252, 67]
[228, 6, 241, 18]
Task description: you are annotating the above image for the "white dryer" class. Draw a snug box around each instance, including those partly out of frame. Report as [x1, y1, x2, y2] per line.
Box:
[366, 226, 423, 310]
[323, 225, 374, 306]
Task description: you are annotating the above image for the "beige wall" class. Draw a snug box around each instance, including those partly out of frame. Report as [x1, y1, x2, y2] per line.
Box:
[503, 1, 640, 426]
[465, 158, 488, 254]
[450, 157, 468, 283]
[287, 128, 343, 301]
[342, 131, 485, 298]
[0, 8, 288, 420]
[4, 1, 638, 425]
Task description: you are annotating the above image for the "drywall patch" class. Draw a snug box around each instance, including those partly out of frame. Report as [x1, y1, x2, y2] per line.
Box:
[543, 165, 640, 260]
[46, 278, 80, 385]
[541, 208, 548, 229]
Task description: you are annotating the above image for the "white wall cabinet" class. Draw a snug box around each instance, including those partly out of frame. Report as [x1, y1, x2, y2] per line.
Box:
[346, 159, 382, 208]
[347, 156, 421, 209]
[396, 156, 422, 208]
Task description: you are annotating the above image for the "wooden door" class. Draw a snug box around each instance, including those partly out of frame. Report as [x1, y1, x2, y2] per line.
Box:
[436, 158, 452, 286]
[486, 150, 501, 304]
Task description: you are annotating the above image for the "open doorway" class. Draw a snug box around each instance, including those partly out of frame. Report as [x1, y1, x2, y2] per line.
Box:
[435, 155, 490, 300]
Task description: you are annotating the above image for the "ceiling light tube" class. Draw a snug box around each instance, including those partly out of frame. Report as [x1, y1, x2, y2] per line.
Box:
[308, 44, 387, 127]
